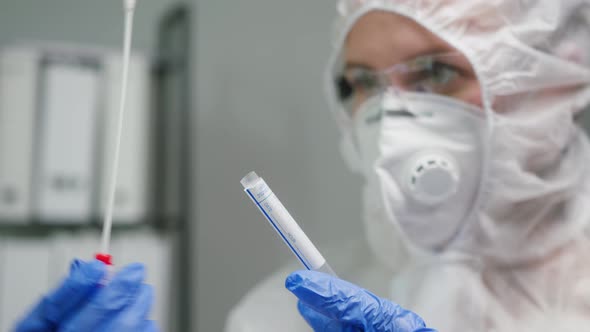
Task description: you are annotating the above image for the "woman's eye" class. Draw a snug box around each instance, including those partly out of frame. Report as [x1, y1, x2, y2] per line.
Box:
[427, 62, 458, 85]
[350, 70, 380, 91]
[350, 68, 381, 90]
[406, 61, 461, 93]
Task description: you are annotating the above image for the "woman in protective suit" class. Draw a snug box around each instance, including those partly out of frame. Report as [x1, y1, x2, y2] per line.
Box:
[226, 1, 590, 331]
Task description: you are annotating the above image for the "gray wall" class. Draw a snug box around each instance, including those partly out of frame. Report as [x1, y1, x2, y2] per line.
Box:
[0, 0, 177, 54]
[192, 1, 364, 331]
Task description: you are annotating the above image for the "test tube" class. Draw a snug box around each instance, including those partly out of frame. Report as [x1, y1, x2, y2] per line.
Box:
[241, 171, 336, 276]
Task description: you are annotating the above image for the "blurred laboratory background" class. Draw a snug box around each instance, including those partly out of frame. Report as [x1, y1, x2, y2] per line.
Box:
[0, 0, 365, 331]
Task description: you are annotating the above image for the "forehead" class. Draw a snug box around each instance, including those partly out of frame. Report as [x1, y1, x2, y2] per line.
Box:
[344, 10, 455, 69]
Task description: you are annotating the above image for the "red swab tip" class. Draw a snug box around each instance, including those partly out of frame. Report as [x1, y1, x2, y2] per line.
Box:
[95, 253, 113, 265]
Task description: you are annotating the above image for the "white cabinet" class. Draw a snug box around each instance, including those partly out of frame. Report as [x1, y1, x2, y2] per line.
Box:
[0, 45, 152, 226]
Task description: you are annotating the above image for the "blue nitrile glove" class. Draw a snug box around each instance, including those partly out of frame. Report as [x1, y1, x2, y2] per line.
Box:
[286, 270, 437, 332]
[14, 259, 159, 332]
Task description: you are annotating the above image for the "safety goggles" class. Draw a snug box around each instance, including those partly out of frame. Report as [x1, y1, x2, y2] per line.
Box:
[333, 52, 470, 117]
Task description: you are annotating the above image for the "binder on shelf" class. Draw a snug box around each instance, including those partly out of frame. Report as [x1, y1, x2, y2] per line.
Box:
[0, 48, 39, 223]
[34, 55, 101, 224]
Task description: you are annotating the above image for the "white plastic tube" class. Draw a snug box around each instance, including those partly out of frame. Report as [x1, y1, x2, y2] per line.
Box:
[241, 172, 336, 276]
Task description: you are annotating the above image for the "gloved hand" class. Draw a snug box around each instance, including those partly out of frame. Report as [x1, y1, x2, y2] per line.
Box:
[14, 259, 159, 332]
[286, 270, 437, 332]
